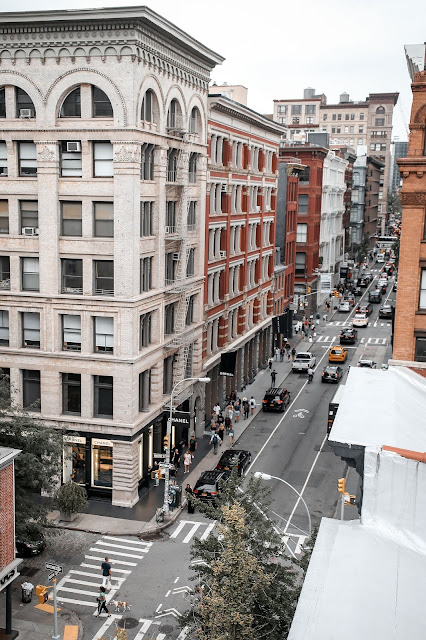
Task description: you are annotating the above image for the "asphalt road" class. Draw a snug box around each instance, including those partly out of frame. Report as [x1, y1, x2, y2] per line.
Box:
[17, 264, 396, 640]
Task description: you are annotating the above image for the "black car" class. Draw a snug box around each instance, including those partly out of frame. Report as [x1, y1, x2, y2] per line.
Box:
[16, 536, 46, 557]
[356, 303, 373, 316]
[262, 387, 291, 412]
[340, 328, 358, 344]
[216, 449, 252, 476]
[354, 287, 363, 297]
[368, 289, 382, 303]
[379, 304, 393, 319]
[193, 470, 230, 503]
[321, 366, 343, 383]
[357, 277, 368, 288]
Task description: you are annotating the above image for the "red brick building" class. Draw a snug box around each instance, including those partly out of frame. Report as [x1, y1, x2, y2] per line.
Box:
[279, 144, 328, 316]
[203, 94, 284, 410]
[0, 447, 21, 639]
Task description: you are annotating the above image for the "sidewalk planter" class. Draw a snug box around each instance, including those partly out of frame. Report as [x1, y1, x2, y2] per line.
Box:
[55, 481, 88, 523]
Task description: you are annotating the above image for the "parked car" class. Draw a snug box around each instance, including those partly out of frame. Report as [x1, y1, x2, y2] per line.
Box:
[356, 303, 373, 316]
[193, 470, 230, 503]
[338, 301, 350, 313]
[340, 328, 358, 344]
[357, 277, 369, 288]
[393, 280, 398, 292]
[16, 536, 46, 557]
[321, 366, 344, 383]
[329, 346, 348, 363]
[379, 304, 393, 319]
[352, 313, 368, 328]
[357, 359, 377, 369]
[216, 449, 252, 476]
[369, 289, 382, 303]
[292, 352, 317, 373]
[262, 387, 291, 412]
[376, 255, 385, 263]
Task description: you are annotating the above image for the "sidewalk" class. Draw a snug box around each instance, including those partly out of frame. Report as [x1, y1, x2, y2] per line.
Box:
[48, 314, 335, 539]
[0, 598, 81, 640]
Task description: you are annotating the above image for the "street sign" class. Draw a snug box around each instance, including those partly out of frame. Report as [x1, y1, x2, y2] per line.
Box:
[48, 571, 56, 581]
[159, 462, 173, 469]
[45, 562, 63, 574]
[153, 453, 166, 459]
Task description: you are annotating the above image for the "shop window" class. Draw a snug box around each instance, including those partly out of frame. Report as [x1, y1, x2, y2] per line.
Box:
[62, 373, 81, 415]
[141, 257, 153, 292]
[92, 441, 113, 488]
[21, 257, 39, 291]
[22, 312, 40, 348]
[94, 316, 114, 353]
[62, 314, 81, 351]
[0, 256, 10, 290]
[94, 376, 113, 418]
[94, 260, 114, 296]
[92, 86, 113, 118]
[60, 88, 81, 118]
[94, 202, 114, 237]
[18, 142, 37, 176]
[0, 142, 7, 176]
[23, 369, 40, 411]
[0, 310, 9, 346]
[415, 337, 426, 362]
[62, 259, 83, 294]
[93, 142, 113, 177]
[61, 202, 82, 236]
[63, 437, 86, 484]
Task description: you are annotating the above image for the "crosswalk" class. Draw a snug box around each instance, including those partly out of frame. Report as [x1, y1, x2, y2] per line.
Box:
[93, 616, 188, 640]
[53, 535, 152, 611]
[170, 519, 216, 544]
[316, 335, 386, 345]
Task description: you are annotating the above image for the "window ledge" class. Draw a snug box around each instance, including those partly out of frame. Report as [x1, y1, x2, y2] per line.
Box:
[415, 309, 426, 315]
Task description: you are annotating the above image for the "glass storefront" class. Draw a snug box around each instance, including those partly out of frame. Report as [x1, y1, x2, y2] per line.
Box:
[92, 439, 113, 488]
[63, 436, 86, 484]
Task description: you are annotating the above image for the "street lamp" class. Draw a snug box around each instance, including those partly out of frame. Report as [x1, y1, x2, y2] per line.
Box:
[253, 471, 312, 537]
[163, 376, 210, 516]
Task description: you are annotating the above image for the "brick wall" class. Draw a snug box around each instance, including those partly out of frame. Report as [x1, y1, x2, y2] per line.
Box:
[0, 463, 15, 569]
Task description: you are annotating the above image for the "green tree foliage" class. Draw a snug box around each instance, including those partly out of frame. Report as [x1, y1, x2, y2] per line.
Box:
[0, 371, 65, 539]
[181, 468, 300, 639]
[55, 481, 88, 517]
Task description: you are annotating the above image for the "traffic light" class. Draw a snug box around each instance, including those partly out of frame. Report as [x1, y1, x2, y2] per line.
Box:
[337, 478, 346, 494]
[307, 286, 311, 294]
[163, 434, 169, 450]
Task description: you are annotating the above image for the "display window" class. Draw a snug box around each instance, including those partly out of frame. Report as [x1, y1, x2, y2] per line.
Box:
[63, 436, 86, 484]
[92, 439, 113, 488]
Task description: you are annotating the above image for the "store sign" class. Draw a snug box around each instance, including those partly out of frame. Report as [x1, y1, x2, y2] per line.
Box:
[64, 435, 86, 444]
[0, 559, 21, 592]
[92, 439, 113, 447]
[171, 411, 190, 430]
[320, 273, 333, 293]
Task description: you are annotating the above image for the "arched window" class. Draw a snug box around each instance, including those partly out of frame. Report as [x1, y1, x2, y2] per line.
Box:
[60, 88, 81, 118]
[0, 88, 5, 118]
[141, 144, 154, 181]
[141, 89, 153, 121]
[376, 106, 385, 114]
[92, 86, 113, 118]
[189, 106, 200, 133]
[167, 99, 182, 131]
[16, 88, 36, 117]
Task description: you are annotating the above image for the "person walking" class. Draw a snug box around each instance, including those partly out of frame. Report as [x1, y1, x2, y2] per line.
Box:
[189, 434, 197, 459]
[218, 422, 226, 443]
[210, 430, 220, 455]
[186, 484, 195, 514]
[268, 357, 273, 370]
[280, 347, 284, 361]
[228, 404, 234, 423]
[183, 450, 192, 474]
[96, 586, 110, 617]
[291, 347, 296, 362]
[101, 557, 111, 589]
[301, 329, 305, 341]
[307, 366, 314, 383]
[213, 402, 221, 417]
[249, 396, 256, 415]
[275, 347, 280, 361]
[172, 448, 181, 475]
[234, 399, 241, 422]
[224, 415, 231, 434]
[243, 398, 249, 420]
[229, 424, 235, 446]
[271, 369, 277, 386]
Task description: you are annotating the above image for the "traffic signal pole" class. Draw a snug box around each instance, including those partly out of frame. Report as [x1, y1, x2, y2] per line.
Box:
[52, 577, 59, 640]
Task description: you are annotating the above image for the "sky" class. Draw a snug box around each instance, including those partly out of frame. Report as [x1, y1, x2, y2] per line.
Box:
[2, 0, 426, 140]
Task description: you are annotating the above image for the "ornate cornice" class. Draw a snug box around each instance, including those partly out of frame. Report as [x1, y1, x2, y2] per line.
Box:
[400, 192, 426, 206]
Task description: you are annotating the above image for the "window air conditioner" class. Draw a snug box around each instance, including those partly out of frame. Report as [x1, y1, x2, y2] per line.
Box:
[22, 227, 38, 236]
[256, 206, 261, 213]
[67, 141, 81, 152]
[221, 184, 228, 192]
[20, 109, 35, 118]
[172, 252, 181, 261]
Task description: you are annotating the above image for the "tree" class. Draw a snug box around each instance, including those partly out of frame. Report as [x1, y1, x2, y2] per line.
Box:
[0, 371, 66, 539]
[181, 468, 300, 639]
[55, 481, 88, 519]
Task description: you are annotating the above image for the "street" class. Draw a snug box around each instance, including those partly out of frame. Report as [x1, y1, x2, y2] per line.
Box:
[10, 266, 395, 640]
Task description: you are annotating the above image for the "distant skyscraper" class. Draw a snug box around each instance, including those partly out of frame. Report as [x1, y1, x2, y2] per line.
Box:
[389, 141, 408, 194]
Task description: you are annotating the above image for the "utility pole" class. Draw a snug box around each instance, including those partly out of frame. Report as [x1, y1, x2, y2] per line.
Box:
[52, 577, 59, 640]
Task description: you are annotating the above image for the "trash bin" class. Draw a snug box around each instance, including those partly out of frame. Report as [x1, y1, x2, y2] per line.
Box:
[174, 486, 182, 508]
[21, 582, 34, 603]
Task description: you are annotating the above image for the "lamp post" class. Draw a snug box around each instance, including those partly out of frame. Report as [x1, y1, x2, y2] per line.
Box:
[163, 376, 210, 516]
[253, 471, 312, 537]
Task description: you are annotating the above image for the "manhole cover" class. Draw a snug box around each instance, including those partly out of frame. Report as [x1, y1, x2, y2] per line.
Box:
[18, 567, 38, 577]
[117, 617, 139, 629]
[159, 625, 174, 634]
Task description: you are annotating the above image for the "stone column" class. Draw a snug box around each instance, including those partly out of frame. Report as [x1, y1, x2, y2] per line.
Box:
[112, 440, 139, 508]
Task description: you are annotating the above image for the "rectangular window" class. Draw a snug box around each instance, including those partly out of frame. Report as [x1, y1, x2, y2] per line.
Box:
[23, 369, 40, 411]
[185, 343, 193, 379]
[94, 260, 114, 296]
[292, 117, 300, 124]
[186, 248, 195, 277]
[22, 312, 40, 348]
[295, 252, 306, 275]
[351, 113, 355, 120]
[94, 375, 113, 418]
[323, 114, 328, 121]
[140, 202, 153, 236]
[0, 142, 7, 176]
[60, 141, 82, 177]
[337, 114, 341, 121]
[420, 270, 426, 309]
[62, 259, 83, 294]
[62, 373, 81, 415]
[61, 201, 82, 236]
[332, 114, 336, 120]
[141, 143, 154, 180]
[277, 105, 287, 114]
[332, 127, 336, 134]
[0, 256, 10, 290]
[21, 257, 39, 291]
[360, 113, 364, 120]
[0, 310, 9, 346]
[166, 201, 176, 233]
[337, 127, 341, 133]
[0, 201, 8, 234]
[139, 370, 152, 411]
[359, 126, 364, 134]
[291, 105, 302, 115]
[375, 118, 385, 127]
[299, 167, 310, 184]
[344, 126, 349, 133]
[93, 142, 113, 177]
[62, 314, 81, 351]
[305, 104, 316, 115]
[186, 294, 195, 326]
[20, 201, 38, 234]
[165, 253, 176, 285]
[18, 142, 37, 176]
[140, 312, 152, 348]
[163, 355, 174, 394]
[94, 316, 114, 353]
[187, 201, 196, 230]
[141, 256, 153, 292]
[296, 223, 308, 243]
[164, 303, 175, 336]
[415, 337, 426, 362]
[298, 194, 309, 213]
[350, 126, 354, 133]
[306, 117, 314, 124]
[94, 202, 114, 237]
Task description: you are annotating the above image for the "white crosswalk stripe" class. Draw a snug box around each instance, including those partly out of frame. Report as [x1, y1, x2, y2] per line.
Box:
[53, 535, 151, 612]
[367, 337, 386, 345]
[170, 519, 216, 544]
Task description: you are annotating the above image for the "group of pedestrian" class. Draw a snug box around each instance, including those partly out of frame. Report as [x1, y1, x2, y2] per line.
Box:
[96, 557, 112, 617]
[210, 394, 256, 454]
[171, 432, 198, 476]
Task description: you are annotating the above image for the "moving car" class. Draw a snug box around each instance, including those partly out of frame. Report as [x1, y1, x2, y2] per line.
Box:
[378, 304, 393, 319]
[262, 387, 291, 412]
[340, 328, 358, 344]
[356, 303, 373, 316]
[292, 352, 316, 373]
[354, 287, 363, 297]
[216, 449, 252, 476]
[193, 470, 230, 503]
[393, 280, 398, 292]
[352, 313, 368, 328]
[321, 365, 344, 383]
[16, 536, 46, 557]
[329, 346, 348, 363]
[368, 289, 382, 303]
[357, 277, 369, 288]
[338, 301, 350, 313]
[357, 359, 377, 369]
[376, 255, 385, 263]
[377, 280, 388, 294]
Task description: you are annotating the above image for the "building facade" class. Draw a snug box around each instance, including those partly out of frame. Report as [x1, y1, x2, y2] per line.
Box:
[364, 156, 385, 240]
[0, 7, 223, 507]
[203, 94, 282, 410]
[273, 87, 326, 141]
[389, 140, 408, 194]
[350, 156, 367, 246]
[331, 146, 356, 252]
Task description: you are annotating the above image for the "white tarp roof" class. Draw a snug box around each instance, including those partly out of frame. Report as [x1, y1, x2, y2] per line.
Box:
[329, 366, 426, 450]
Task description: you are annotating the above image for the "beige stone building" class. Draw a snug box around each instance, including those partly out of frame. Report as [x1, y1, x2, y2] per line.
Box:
[0, 7, 223, 507]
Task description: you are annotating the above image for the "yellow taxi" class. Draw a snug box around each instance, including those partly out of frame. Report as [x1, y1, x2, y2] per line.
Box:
[328, 346, 348, 363]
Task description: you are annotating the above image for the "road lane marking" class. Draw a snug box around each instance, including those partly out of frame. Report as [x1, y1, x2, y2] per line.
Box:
[102, 535, 152, 547]
[133, 619, 153, 640]
[85, 555, 137, 566]
[90, 547, 145, 559]
[182, 522, 202, 543]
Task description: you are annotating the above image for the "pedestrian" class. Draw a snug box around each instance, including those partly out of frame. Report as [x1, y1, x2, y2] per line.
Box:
[301, 329, 305, 341]
[210, 430, 220, 454]
[229, 424, 235, 446]
[225, 415, 231, 433]
[101, 557, 111, 589]
[229, 390, 236, 404]
[280, 347, 284, 361]
[189, 434, 197, 459]
[268, 357, 273, 370]
[249, 396, 256, 415]
[228, 404, 234, 422]
[213, 402, 221, 417]
[294, 323, 299, 335]
[218, 422, 226, 442]
[291, 347, 296, 361]
[243, 399, 249, 420]
[287, 349, 291, 362]
[172, 448, 181, 474]
[271, 370, 277, 386]
[186, 484, 195, 514]
[275, 347, 280, 361]
[323, 313, 327, 322]
[285, 341, 291, 354]
[234, 399, 241, 422]
[217, 413, 225, 427]
[96, 586, 110, 617]
[183, 449, 192, 473]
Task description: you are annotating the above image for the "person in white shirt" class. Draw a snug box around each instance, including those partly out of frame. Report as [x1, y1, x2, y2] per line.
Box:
[249, 396, 256, 415]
